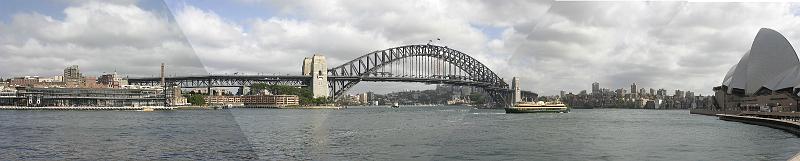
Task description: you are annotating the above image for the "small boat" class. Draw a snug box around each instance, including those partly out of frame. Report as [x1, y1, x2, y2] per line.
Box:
[141, 107, 155, 112]
[505, 101, 569, 113]
[391, 103, 400, 108]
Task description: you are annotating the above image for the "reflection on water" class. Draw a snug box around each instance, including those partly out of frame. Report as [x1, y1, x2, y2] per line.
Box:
[0, 107, 798, 160]
[0, 110, 257, 160]
[231, 107, 800, 160]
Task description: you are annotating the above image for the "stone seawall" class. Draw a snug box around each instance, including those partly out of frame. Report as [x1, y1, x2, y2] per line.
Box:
[689, 109, 741, 116]
[717, 114, 800, 136]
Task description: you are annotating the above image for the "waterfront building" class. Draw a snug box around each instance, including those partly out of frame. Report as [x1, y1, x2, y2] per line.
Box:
[8, 76, 39, 87]
[242, 95, 299, 107]
[359, 93, 369, 105]
[38, 76, 62, 83]
[167, 85, 187, 106]
[713, 28, 800, 112]
[205, 95, 243, 105]
[0, 87, 165, 107]
[204, 95, 300, 107]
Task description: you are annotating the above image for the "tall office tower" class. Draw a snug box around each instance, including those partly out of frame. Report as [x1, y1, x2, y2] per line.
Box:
[512, 77, 521, 103]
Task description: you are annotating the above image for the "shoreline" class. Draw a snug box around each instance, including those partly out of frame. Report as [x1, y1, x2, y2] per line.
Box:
[690, 109, 800, 136]
[717, 114, 800, 136]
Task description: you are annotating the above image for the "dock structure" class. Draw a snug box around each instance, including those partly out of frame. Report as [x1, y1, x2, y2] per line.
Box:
[0, 106, 174, 110]
[0, 87, 166, 107]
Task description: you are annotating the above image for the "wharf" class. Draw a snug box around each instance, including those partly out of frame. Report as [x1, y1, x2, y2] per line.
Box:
[0, 106, 175, 110]
[277, 106, 342, 109]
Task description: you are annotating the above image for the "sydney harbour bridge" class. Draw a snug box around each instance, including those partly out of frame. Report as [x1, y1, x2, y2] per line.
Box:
[128, 45, 514, 107]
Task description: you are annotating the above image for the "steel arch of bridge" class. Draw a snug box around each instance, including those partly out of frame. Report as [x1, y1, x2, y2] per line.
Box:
[328, 44, 511, 107]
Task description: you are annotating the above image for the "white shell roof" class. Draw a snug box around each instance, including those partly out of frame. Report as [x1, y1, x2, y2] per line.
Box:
[764, 65, 800, 90]
[722, 28, 800, 94]
[722, 50, 749, 93]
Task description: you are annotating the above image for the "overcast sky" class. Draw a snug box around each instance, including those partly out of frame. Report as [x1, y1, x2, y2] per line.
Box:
[3, 0, 800, 95]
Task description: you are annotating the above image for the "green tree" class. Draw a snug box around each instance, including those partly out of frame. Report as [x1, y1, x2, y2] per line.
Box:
[187, 95, 206, 106]
[469, 92, 486, 105]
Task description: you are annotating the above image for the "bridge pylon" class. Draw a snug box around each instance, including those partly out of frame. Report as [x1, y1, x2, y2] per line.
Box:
[303, 55, 330, 98]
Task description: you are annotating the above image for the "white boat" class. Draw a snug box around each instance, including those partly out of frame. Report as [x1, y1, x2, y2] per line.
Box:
[505, 101, 569, 113]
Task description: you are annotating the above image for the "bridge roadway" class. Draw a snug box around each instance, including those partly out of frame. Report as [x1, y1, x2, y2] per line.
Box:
[127, 75, 311, 88]
[128, 45, 514, 107]
[127, 74, 508, 91]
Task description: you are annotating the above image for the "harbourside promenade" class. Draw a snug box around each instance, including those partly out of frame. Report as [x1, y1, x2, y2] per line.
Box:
[691, 109, 800, 136]
[718, 114, 800, 136]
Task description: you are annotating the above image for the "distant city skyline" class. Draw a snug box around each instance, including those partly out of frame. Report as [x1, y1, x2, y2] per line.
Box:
[3, 1, 800, 95]
[559, 81, 702, 97]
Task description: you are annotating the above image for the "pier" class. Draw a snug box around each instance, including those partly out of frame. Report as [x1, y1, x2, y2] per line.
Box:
[0, 106, 174, 110]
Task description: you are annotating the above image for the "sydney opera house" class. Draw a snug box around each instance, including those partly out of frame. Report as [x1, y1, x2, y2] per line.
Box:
[714, 28, 800, 112]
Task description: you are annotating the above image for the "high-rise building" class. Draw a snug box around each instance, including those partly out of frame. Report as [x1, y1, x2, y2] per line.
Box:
[630, 83, 637, 94]
[657, 89, 667, 97]
[591, 82, 600, 94]
[513, 77, 521, 102]
[302, 57, 313, 76]
[360, 93, 369, 105]
[63, 65, 83, 86]
[674, 90, 684, 98]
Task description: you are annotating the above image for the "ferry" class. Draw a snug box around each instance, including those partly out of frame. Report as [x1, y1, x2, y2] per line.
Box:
[391, 103, 400, 108]
[505, 101, 569, 113]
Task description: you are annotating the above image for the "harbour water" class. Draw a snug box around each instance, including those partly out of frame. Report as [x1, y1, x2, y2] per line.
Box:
[1, 106, 799, 160]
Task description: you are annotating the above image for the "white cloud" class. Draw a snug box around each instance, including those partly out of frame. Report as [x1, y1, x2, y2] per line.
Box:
[508, 2, 800, 95]
[173, 5, 398, 75]
[168, 0, 554, 94]
[6, 1, 800, 96]
[0, 1, 205, 77]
